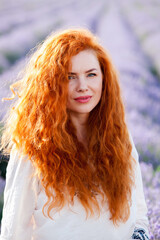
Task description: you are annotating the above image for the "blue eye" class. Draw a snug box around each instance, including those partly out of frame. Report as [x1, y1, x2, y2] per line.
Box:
[87, 73, 96, 77]
[68, 75, 76, 80]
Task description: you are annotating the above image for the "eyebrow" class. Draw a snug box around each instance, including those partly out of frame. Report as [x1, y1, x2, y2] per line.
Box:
[68, 68, 97, 75]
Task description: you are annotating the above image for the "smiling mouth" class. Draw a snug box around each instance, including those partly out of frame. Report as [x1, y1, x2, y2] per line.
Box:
[74, 96, 92, 103]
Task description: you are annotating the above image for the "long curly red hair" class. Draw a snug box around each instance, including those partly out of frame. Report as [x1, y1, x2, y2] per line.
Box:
[1, 28, 136, 225]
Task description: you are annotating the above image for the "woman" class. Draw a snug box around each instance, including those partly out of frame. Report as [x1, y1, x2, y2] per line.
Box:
[0, 28, 149, 240]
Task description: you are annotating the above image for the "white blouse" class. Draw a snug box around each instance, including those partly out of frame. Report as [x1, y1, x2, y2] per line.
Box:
[0, 132, 149, 240]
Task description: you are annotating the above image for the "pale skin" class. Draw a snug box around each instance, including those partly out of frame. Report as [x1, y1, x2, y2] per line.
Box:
[67, 49, 103, 147]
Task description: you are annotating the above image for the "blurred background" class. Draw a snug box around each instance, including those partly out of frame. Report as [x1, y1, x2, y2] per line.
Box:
[0, 0, 160, 238]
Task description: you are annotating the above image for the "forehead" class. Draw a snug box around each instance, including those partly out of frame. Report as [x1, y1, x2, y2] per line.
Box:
[69, 49, 100, 72]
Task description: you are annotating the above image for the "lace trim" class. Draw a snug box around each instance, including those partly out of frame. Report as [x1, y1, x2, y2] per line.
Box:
[132, 228, 149, 240]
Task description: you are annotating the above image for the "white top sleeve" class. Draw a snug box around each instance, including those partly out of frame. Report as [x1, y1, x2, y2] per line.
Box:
[128, 131, 150, 239]
[0, 146, 39, 240]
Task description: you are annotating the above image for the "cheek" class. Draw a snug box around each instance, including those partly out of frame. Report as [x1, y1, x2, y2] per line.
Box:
[95, 79, 103, 96]
[68, 82, 74, 98]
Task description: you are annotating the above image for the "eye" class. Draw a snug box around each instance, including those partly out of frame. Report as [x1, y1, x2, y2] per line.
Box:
[68, 75, 76, 80]
[87, 73, 97, 77]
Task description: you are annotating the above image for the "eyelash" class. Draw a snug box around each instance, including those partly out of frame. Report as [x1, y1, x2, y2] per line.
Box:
[68, 73, 96, 80]
[87, 73, 96, 77]
[68, 75, 75, 80]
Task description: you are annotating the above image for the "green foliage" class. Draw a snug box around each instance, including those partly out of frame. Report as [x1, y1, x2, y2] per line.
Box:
[136, 143, 160, 170]
[0, 66, 4, 74]
[0, 161, 8, 179]
[0, 193, 4, 222]
[156, 165, 160, 172]
[0, 122, 9, 180]
[150, 65, 160, 79]
[4, 51, 21, 65]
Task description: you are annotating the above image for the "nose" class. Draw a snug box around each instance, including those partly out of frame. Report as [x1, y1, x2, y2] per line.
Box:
[76, 76, 88, 92]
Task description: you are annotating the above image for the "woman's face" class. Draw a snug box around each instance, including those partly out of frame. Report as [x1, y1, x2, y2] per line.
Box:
[67, 49, 103, 118]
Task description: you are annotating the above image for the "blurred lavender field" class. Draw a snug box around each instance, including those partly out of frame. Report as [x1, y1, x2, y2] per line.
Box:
[0, 0, 160, 238]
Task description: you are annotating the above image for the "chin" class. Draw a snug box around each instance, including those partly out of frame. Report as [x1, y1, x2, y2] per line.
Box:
[75, 107, 95, 114]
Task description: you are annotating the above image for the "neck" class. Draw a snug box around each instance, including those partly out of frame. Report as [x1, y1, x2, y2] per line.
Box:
[69, 112, 88, 147]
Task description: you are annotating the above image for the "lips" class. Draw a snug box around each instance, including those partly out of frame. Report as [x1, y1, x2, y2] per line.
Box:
[74, 95, 92, 103]
[74, 96, 92, 100]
